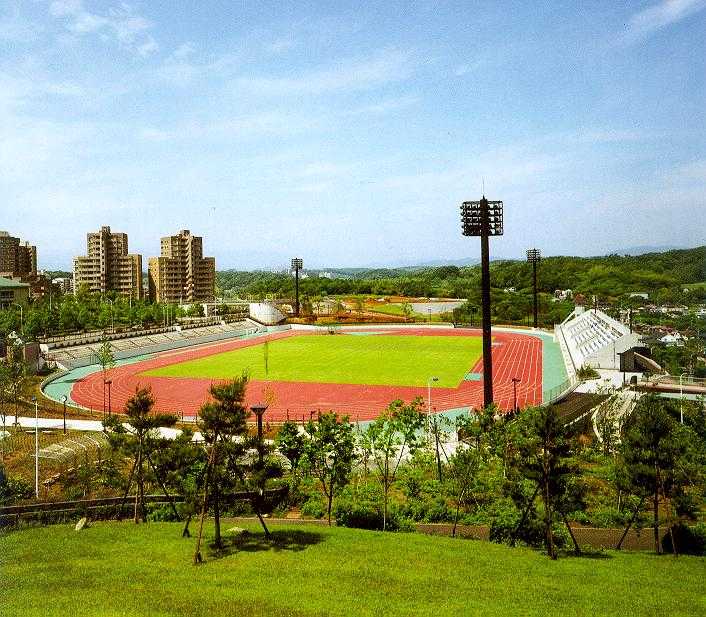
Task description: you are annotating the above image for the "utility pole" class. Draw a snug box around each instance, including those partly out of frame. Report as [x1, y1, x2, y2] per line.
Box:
[526, 249, 541, 328]
[461, 196, 503, 408]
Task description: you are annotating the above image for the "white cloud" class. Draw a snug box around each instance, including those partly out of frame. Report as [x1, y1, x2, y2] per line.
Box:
[346, 95, 419, 116]
[0, 10, 42, 42]
[136, 36, 158, 57]
[172, 42, 195, 59]
[49, 0, 83, 18]
[623, 0, 706, 42]
[138, 127, 171, 141]
[267, 34, 296, 54]
[454, 62, 483, 77]
[44, 81, 86, 96]
[298, 162, 352, 177]
[663, 158, 706, 183]
[137, 111, 317, 142]
[234, 48, 414, 96]
[573, 128, 653, 144]
[49, 1, 158, 57]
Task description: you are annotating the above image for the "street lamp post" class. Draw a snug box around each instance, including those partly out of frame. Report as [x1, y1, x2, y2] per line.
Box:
[31, 396, 39, 498]
[511, 377, 521, 413]
[461, 197, 504, 409]
[526, 249, 541, 329]
[250, 403, 268, 466]
[61, 395, 68, 434]
[291, 258, 303, 317]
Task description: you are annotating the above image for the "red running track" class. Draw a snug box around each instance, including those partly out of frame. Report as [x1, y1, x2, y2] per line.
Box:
[70, 328, 543, 422]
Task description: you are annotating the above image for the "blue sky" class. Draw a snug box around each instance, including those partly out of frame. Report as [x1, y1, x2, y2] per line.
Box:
[2, 1, 705, 270]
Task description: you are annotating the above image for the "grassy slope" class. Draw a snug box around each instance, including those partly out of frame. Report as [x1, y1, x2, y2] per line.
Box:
[2, 522, 705, 617]
[143, 334, 483, 388]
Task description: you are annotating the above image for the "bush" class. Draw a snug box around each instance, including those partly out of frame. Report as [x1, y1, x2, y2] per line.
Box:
[0, 467, 33, 505]
[577, 365, 600, 380]
[333, 481, 409, 531]
[301, 497, 325, 519]
[662, 523, 706, 556]
[487, 497, 546, 548]
[334, 501, 386, 530]
[403, 496, 454, 523]
[589, 506, 630, 528]
[146, 504, 181, 523]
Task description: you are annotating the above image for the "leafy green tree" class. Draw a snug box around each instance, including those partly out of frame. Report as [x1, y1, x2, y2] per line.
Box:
[276, 419, 307, 502]
[0, 361, 10, 462]
[104, 387, 178, 523]
[5, 340, 28, 424]
[97, 337, 116, 412]
[302, 412, 355, 526]
[447, 446, 481, 537]
[360, 398, 425, 530]
[456, 405, 498, 456]
[193, 375, 250, 563]
[150, 427, 206, 537]
[515, 406, 580, 559]
[618, 395, 703, 554]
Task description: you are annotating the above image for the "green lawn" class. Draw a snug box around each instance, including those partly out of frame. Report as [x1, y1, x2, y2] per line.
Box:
[143, 334, 483, 388]
[2, 522, 705, 617]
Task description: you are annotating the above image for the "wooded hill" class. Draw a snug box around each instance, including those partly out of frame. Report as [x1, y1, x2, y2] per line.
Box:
[217, 246, 706, 304]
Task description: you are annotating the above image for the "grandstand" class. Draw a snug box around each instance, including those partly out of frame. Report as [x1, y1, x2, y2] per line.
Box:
[556, 308, 641, 373]
[46, 321, 262, 370]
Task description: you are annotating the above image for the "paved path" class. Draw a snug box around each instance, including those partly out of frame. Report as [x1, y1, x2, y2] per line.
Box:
[4, 417, 195, 440]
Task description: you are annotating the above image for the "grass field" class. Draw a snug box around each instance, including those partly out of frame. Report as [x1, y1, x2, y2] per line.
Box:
[2, 522, 705, 617]
[144, 334, 483, 388]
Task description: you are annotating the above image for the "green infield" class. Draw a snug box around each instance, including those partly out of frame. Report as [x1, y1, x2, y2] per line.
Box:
[2, 522, 705, 617]
[143, 334, 483, 388]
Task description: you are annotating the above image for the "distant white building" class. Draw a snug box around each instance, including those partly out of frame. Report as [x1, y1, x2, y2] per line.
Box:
[660, 332, 687, 347]
[554, 289, 573, 301]
[52, 277, 73, 294]
[629, 292, 649, 300]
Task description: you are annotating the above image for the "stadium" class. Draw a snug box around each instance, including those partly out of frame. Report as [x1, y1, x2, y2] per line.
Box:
[42, 318, 579, 422]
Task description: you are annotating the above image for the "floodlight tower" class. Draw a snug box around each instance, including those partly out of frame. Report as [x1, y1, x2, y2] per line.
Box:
[461, 196, 503, 408]
[291, 258, 303, 317]
[526, 248, 541, 328]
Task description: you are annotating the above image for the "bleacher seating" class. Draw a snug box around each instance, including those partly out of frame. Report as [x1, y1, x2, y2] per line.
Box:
[47, 322, 257, 369]
[556, 309, 641, 371]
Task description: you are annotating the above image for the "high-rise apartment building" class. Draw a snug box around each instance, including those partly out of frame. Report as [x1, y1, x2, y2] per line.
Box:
[73, 226, 142, 298]
[148, 230, 215, 304]
[0, 231, 37, 277]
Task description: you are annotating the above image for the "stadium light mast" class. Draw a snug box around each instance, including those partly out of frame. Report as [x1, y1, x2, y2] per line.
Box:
[526, 248, 541, 329]
[461, 196, 503, 409]
[291, 258, 303, 317]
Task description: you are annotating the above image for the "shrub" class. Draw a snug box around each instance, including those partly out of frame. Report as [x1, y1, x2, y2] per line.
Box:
[0, 467, 33, 505]
[577, 365, 600, 380]
[146, 504, 181, 523]
[301, 497, 325, 519]
[487, 497, 546, 548]
[662, 523, 706, 556]
[589, 506, 631, 528]
[333, 480, 397, 531]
